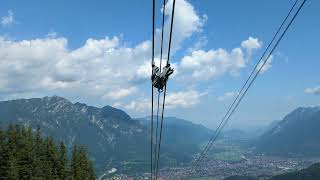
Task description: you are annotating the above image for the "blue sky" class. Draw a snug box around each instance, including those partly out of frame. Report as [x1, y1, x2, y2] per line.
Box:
[0, 0, 319, 129]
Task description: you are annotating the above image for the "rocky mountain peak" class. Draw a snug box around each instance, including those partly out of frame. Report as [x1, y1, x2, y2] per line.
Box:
[42, 95, 70, 104]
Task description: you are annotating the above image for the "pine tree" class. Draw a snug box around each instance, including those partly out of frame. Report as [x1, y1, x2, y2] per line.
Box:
[0, 125, 96, 179]
[32, 126, 45, 178]
[70, 144, 79, 179]
[43, 137, 59, 179]
[87, 158, 96, 180]
[78, 146, 95, 180]
[17, 126, 33, 179]
[0, 129, 9, 177]
[7, 154, 19, 179]
[58, 142, 68, 180]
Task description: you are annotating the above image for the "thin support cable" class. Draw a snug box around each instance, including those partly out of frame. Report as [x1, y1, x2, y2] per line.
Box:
[166, 0, 176, 65]
[150, 0, 156, 179]
[192, 0, 306, 174]
[153, 91, 161, 175]
[192, 0, 301, 168]
[155, 85, 167, 179]
[159, 0, 167, 71]
[153, 1, 167, 177]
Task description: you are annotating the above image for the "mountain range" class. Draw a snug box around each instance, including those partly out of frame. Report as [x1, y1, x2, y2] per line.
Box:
[1, 96, 320, 176]
[256, 106, 320, 156]
[0, 96, 212, 175]
[0, 96, 149, 174]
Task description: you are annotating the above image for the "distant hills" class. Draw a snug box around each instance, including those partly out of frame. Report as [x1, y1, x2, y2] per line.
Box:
[256, 106, 320, 156]
[137, 116, 213, 163]
[0, 96, 212, 175]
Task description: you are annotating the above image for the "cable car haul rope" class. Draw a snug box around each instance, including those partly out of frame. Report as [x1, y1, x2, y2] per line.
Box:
[150, 0, 176, 179]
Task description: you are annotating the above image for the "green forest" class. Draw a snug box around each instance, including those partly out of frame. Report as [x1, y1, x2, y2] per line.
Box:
[0, 124, 96, 180]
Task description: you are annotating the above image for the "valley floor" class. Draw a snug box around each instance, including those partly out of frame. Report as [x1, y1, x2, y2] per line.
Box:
[159, 155, 320, 180]
[104, 153, 320, 180]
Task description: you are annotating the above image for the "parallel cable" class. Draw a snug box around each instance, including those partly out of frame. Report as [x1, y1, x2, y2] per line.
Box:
[150, 0, 156, 179]
[153, 92, 161, 176]
[192, 0, 301, 168]
[166, 0, 176, 66]
[209, 0, 307, 160]
[155, 0, 176, 179]
[191, 0, 306, 174]
[155, 85, 167, 179]
[159, 0, 167, 71]
[151, 85, 154, 180]
[153, 0, 167, 178]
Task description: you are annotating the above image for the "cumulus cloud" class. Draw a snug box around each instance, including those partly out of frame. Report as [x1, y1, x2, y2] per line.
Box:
[166, 90, 205, 108]
[304, 86, 320, 95]
[218, 91, 239, 101]
[179, 48, 246, 81]
[241, 37, 262, 60]
[0, 1, 263, 114]
[103, 87, 137, 100]
[123, 99, 150, 112]
[241, 36, 262, 50]
[1, 10, 15, 27]
[0, 0, 209, 111]
[177, 36, 262, 82]
[0, 36, 151, 101]
[154, 0, 206, 57]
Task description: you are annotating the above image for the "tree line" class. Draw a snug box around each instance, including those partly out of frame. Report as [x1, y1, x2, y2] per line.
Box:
[0, 124, 96, 179]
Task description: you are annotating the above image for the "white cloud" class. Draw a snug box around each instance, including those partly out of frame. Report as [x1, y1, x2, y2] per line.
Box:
[177, 37, 262, 82]
[1, 10, 15, 27]
[0, 0, 208, 111]
[104, 87, 137, 100]
[304, 86, 320, 95]
[179, 48, 245, 81]
[0, 36, 150, 101]
[241, 37, 262, 60]
[241, 36, 262, 50]
[154, 0, 206, 57]
[256, 55, 273, 74]
[123, 99, 150, 112]
[0, 1, 264, 115]
[166, 90, 205, 108]
[218, 91, 239, 101]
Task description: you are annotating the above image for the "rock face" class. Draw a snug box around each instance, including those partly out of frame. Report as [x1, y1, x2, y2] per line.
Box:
[0, 96, 148, 173]
[257, 106, 320, 156]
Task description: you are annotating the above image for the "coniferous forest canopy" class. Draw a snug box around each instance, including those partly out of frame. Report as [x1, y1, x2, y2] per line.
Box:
[0, 124, 96, 179]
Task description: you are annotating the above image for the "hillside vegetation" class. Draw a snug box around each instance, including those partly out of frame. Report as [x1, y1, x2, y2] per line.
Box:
[0, 124, 95, 179]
